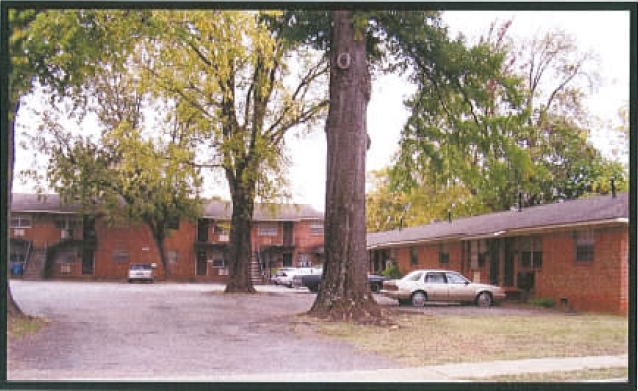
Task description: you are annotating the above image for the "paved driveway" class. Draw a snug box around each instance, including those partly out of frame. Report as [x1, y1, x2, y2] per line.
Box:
[8, 281, 402, 381]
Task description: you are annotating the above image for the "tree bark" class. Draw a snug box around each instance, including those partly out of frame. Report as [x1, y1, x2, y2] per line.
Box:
[7, 99, 25, 318]
[225, 177, 257, 293]
[308, 11, 387, 324]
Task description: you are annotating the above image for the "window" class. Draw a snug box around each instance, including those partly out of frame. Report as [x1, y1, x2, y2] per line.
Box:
[167, 251, 178, 264]
[258, 224, 278, 237]
[56, 250, 77, 264]
[403, 271, 423, 282]
[446, 272, 468, 284]
[10, 215, 32, 228]
[310, 222, 324, 235]
[212, 259, 226, 268]
[518, 237, 543, 269]
[575, 230, 595, 263]
[54, 217, 78, 229]
[425, 272, 446, 284]
[112, 249, 129, 263]
[410, 247, 419, 266]
[166, 216, 180, 230]
[439, 244, 449, 265]
[213, 222, 229, 234]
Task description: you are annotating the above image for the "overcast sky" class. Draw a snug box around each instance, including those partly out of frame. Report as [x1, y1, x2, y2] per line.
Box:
[13, 10, 631, 212]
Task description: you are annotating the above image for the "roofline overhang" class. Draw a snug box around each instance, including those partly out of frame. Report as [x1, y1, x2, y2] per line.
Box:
[11, 210, 79, 215]
[366, 217, 629, 250]
[461, 217, 629, 241]
[367, 235, 464, 251]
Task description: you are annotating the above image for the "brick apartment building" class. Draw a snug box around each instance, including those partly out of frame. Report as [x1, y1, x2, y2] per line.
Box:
[9, 193, 325, 284]
[367, 193, 630, 315]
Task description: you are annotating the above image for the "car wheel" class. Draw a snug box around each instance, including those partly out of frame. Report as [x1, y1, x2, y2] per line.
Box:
[370, 283, 380, 293]
[476, 292, 493, 308]
[411, 291, 427, 307]
[309, 286, 318, 293]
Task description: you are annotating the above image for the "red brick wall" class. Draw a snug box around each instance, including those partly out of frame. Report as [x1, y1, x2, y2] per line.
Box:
[536, 227, 628, 314]
[10, 213, 80, 248]
[393, 242, 463, 277]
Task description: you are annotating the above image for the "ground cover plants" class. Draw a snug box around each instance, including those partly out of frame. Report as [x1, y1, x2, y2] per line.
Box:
[308, 312, 628, 367]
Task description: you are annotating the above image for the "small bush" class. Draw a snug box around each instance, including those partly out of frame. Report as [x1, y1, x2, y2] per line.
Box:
[381, 264, 402, 279]
[528, 298, 556, 308]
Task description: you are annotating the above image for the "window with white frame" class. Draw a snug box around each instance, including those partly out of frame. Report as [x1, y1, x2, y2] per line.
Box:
[310, 222, 324, 235]
[258, 223, 278, 237]
[575, 229, 595, 263]
[10, 215, 32, 228]
[167, 251, 178, 264]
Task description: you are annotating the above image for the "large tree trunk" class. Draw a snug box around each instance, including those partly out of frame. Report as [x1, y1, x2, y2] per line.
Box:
[150, 227, 169, 280]
[308, 11, 386, 324]
[225, 178, 257, 293]
[7, 99, 25, 318]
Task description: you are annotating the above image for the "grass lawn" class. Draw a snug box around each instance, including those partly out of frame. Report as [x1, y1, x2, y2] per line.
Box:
[306, 312, 628, 367]
[464, 366, 629, 382]
[8, 315, 47, 339]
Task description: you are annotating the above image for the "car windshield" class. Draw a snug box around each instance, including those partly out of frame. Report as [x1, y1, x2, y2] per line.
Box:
[446, 272, 470, 284]
[130, 264, 151, 270]
[401, 270, 424, 282]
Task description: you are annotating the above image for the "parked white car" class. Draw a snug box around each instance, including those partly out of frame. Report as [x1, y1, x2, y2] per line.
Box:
[381, 269, 506, 307]
[128, 264, 154, 283]
[280, 267, 319, 288]
[271, 267, 298, 286]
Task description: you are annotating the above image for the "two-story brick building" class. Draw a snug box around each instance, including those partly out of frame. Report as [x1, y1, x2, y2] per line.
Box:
[9, 193, 324, 283]
[367, 193, 630, 315]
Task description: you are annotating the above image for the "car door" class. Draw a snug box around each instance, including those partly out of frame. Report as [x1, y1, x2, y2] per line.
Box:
[446, 272, 473, 302]
[424, 272, 448, 301]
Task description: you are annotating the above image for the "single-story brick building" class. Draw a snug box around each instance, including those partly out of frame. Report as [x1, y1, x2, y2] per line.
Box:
[367, 193, 630, 314]
[9, 193, 324, 283]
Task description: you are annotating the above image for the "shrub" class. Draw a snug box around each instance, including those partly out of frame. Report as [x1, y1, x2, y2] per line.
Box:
[381, 264, 403, 279]
[528, 297, 556, 308]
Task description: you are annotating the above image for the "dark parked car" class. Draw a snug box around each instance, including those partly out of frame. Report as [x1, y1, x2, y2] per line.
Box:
[294, 273, 388, 293]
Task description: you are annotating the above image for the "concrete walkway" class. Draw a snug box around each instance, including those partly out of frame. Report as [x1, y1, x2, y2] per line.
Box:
[194, 355, 629, 382]
[10, 355, 624, 382]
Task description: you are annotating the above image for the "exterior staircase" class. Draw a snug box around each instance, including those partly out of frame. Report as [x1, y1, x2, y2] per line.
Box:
[23, 248, 47, 280]
[250, 253, 264, 285]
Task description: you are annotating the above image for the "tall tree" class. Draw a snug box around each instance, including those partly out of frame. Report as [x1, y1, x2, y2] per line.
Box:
[391, 20, 623, 214]
[308, 10, 385, 323]
[4, 8, 145, 317]
[141, 11, 329, 293]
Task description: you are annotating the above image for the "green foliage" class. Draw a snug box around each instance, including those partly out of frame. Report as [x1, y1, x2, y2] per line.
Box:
[390, 19, 625, 215]
[528, 298, 556, 308]
[381, 263, 403, 279]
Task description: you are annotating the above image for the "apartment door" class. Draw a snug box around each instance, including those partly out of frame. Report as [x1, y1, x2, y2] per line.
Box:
[81, 248, 94, 275]
[489, 240, 501, 286]
[198, 220, 209, 242]
[283, 222, 294, 247]
[196, 251, 208, 275]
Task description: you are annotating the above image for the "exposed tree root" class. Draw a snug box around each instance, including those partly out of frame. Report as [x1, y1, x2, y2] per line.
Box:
[308, 294, 396, 326]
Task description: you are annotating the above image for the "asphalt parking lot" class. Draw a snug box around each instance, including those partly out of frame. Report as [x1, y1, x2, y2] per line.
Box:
[7, 280, 559, 381]
[8, 280, 402, 381]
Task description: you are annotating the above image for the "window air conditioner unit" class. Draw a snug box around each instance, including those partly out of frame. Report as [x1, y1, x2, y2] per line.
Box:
[218, 234, 229, 242]
[60, 264, 71, 274]
[61, 229, 72, 239]
[13, 229, 25, 237]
